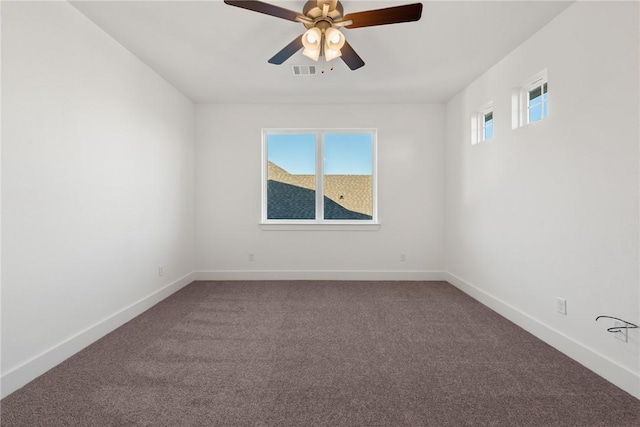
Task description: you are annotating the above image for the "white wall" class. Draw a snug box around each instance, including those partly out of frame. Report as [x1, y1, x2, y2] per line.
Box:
[196, 104, 445, 280]
[1, 1, 196, 397]
[445, 1, 639, 397]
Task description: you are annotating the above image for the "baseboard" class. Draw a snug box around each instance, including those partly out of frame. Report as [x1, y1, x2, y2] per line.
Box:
[0, 272, 196, 399]
[9, 271, 634, 401]
[444, 272, 640, 400]
[195, 270, 446, 281]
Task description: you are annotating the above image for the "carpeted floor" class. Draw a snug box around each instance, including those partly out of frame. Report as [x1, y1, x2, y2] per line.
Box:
[2, 281, 639, 426]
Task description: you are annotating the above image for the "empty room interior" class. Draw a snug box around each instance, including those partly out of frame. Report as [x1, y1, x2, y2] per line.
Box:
[2, 0, 639, 425]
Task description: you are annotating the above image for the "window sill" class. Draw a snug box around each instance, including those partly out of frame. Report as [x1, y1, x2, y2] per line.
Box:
[259, 223, 381, 231]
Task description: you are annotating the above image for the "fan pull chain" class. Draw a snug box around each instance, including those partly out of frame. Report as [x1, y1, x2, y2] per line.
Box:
[318, 52, 335, 74]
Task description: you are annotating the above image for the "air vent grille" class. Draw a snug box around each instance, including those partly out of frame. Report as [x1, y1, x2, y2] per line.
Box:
[292, 65, 316, 76]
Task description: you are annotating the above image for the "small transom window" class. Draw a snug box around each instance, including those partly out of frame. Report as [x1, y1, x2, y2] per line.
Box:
[513, 69, 548, 129]
[472, 102, 494, 144]
[528, 82, 548, 123]
[483, 111, 494, 140]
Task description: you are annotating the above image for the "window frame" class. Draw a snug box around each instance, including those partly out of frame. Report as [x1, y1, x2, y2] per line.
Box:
[513, 69, 548, 129]
[261, 128, 378, 227]
[482, 110, 494, 141]
[527, 81, 548, 124]
[471, 101, 494, 145]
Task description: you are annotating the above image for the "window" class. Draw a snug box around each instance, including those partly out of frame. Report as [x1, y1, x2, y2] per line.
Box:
[483, 111, 494, 140]
[472, 102, 494, 144]
[528, 82, 548, 123]
[513, 69, 548, 128]
[262, 129, 377, 224]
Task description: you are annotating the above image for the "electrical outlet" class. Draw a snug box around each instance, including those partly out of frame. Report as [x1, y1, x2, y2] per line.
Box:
[614, 321, 628, 343]
[400, 253, 406, 262]
[248, 253, 255, 261]
[158, 266, 164, 277]
[556, 297, 567, 315]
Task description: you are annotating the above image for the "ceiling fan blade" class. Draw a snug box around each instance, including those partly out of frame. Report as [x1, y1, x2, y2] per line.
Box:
[340, 41, 365, 70]
[344, 3, 423, 29]
[223, 0, 301, 23]
[268, 35, 304, 65]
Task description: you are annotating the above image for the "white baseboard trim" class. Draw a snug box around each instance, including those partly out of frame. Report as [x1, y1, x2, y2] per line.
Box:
[195, 270, 446, 281]
[8, 271, 634, 401]
[1, 272, 196, 399]
[444, 272, 640, 400]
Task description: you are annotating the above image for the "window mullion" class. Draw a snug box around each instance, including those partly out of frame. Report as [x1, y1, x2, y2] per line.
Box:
[316, 132, 324, 221]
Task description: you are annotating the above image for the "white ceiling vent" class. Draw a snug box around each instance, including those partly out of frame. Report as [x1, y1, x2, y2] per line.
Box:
[292, 65, 316, 76]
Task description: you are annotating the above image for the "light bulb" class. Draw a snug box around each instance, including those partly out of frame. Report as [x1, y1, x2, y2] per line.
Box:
[324, 27, 345, 52]
[302, 28, 322, 61]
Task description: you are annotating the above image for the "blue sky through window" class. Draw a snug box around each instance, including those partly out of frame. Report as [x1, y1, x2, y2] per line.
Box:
[267, 134, 315, 174]
[267, 133, 372, 175]
[324, 134, 372, 175]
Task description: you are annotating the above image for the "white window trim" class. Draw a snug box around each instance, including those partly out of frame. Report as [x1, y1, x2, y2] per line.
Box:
[513, 68, 548, 129]
[471, 101, 494, 145]
[261, 128, 379, 228]
[480, 101, 494, 142]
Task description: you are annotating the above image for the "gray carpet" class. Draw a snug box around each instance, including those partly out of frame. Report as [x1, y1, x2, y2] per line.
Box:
[2, 281, 639, 426]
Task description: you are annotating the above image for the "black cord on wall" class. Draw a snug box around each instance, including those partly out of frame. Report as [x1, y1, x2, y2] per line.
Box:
[595, 315, 638, 333]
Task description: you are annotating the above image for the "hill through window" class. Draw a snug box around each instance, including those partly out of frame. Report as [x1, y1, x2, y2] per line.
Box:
[263, 130, 377, 224]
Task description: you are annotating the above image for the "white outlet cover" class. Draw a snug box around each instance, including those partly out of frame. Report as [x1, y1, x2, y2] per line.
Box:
[557, 298, 567, 315]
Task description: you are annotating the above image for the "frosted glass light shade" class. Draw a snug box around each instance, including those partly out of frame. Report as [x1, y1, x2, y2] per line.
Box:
[302, 27, 322, 61]
[323, 27, 344, 62]
[324, 48, 342, 61]
[324, 27, 345, 51]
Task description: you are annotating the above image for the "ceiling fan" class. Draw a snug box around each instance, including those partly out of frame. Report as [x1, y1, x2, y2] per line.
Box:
[223, 0, 423, 70]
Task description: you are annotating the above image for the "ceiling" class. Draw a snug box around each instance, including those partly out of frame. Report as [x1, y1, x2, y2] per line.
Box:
[70, 0, 573, 104]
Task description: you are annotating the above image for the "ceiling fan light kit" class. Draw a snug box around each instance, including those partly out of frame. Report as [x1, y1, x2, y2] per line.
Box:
[302, 27, 322, 61]
[223, 0, 423, 71]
